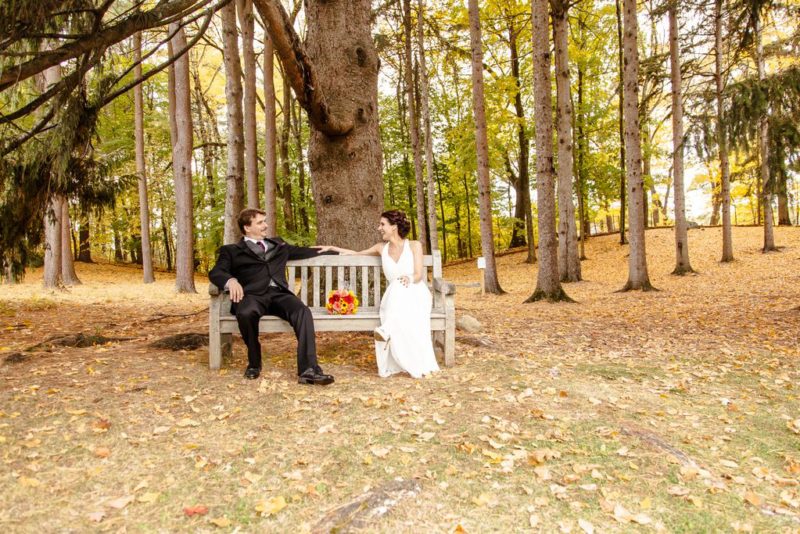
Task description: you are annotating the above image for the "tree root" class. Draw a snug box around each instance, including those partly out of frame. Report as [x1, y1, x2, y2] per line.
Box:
[524, 287, 576, 303]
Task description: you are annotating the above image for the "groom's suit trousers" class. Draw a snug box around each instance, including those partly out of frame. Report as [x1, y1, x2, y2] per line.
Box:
[235, 287, 319, 374]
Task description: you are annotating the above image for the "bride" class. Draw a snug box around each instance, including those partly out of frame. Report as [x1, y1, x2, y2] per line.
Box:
[326, 210, 440, 378]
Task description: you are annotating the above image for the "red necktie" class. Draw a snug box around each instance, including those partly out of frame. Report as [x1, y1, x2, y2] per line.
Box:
[257, 241, 266, 253]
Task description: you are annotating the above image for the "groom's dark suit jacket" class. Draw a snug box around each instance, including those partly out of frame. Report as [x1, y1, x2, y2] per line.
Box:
[209, 238, 333, 310]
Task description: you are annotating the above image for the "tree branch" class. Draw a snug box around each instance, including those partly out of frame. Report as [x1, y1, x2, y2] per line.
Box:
[252, 0, 353, 137]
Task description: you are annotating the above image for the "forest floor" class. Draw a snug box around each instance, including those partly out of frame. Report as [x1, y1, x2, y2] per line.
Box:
[1, 226, 799, 533]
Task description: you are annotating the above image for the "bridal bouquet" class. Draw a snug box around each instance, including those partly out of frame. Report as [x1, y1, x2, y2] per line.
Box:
[326, 289, 359, 315]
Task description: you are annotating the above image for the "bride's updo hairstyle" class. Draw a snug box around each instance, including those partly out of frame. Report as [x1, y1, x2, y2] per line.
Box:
[381, 209, 411, 238]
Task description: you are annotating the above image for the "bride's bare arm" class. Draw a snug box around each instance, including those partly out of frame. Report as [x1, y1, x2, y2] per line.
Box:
[317, 243, 383, 256]
[410, 240, 424, 283]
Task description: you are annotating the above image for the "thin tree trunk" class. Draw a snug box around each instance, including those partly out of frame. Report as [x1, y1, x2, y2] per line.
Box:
[526, 0, 569, 302]
[60, 198, 81, 285]
[263, 35, 278, 231]
[222, 2, 245, 243]
[292, 99, 310, 232]
[668, 5, 693, 275]
[238, 0, 259, 209]
[620, 0, 654, 291]
[467, 0, 503, 294]
[462, 173, 473, 258]
[615, 0, 627, 245]
[777, 177, 790, 225]
[755, 17, 776, 252]
[77, 212, 92, 262]
[134, 31, 155, 283]
[168, 23, 196, 293]
[576, 58, 589, 260]
[403, 0, 427, 249]
[552, 1, 581, 282]
[192, 67, 218, 209]
[417, 0, 438, 251]
[279, 75, 295, 232]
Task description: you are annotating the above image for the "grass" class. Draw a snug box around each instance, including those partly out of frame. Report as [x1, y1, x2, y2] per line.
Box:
[0, 226, 799, 532]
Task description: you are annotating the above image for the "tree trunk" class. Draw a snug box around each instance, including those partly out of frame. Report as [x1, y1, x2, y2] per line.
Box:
[755, 17, 776, 252]
[192, 67, 218, 209]
[222, 2, 245, 244]
[615, 0, 627, 245]
[168, 23, 196, 293]
[263, 35, 278, 231]
[552, 1, 581, 283]
[43, 196, 63, 288]
[508, 19, 534, 263]
[292, 99, 310, 232]
[238, 0, 259, 209]
[279, 75, 295, 232]
[403, 0, 427, 249]
[77, 212, 92, 262]
[526, 0, 569, 302]
[668, 5, 693, 275]
[467, 0, 503, 294]
[134, 31, 155, 283]
[60, 198, 81, 285]
[417, 0, 438, 251]
[777, 178, 790, 225]
[576, 59, 589, 260]
[304, 0, 384, 250]
[620, 0, 654, 291]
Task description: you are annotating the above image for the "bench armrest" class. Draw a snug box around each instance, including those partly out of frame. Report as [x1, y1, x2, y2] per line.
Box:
[209, 283, 222, 296]
[433, 277, 456, 296]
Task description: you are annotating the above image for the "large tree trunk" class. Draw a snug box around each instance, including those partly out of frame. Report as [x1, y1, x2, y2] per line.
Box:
[43, 196, 63, 289]
[526, 0, 569, 302]
[168, 23, 196, 293]
[755, 17, 776, 252]
[668, 5, 693, 275]
[403, 0, 427, 249]
[238, 0, 260, 209]
[620, 0, 653, 291]
[615, 0, 627, 245]
[60, 198, 81, 285]
[222, 3, 245, 244]
[467, 0, 503, 294]
[417, 0, 438, 251]
[304, 0, 384, 250]
[263, 35, 278, 231]
[552, 1, 581, 283]
[134, 31, 155, 283]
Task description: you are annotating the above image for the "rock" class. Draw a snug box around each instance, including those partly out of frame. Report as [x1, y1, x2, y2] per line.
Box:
[457, 314, 482, 333]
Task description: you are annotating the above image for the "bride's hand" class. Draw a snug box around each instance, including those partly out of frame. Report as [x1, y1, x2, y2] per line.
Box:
[397, 275, 410, 287]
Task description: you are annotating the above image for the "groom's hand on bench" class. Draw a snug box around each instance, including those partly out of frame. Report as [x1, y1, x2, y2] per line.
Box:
[226, 279, 244, 303]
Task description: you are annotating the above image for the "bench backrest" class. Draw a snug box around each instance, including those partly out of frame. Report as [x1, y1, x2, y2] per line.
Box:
[286, 250, 443, 314]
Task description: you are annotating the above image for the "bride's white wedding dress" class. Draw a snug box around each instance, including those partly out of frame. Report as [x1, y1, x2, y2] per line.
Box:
[376, 240, 440, 378]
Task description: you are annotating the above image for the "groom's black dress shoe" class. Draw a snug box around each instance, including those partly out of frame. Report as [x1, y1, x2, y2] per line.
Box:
[244, 367, 261, 379]
[298, 367, 334, 385]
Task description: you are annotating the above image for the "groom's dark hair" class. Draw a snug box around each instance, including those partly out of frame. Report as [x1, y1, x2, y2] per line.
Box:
[238, 208, 267, 233]
[382, 209, 411, 238]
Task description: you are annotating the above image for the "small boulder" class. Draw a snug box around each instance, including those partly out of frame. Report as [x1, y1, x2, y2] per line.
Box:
[457, 314, 482, 333]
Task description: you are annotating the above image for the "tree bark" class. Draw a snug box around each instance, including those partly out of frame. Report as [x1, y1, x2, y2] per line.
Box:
[402, 0, 427, 249]
[615, 0, 627, 245]
[552, 0, 581, 282]
[303, 0, 384, 250]
[43, 196, 63, 289]
[417, 0, 438, 251]
[526, 0, 569, 302]
[755, 17, 776, 252]
[77, 212, 92, 262]
[263, 35, 278, 231]
[60, 198, 81, 285]
[238, 0, 259, 209]
[279, 75, 296, 232]
[467, 0, 503, 294]
[168, 23, 196, 293]
[222, 2, 245, 244]
[668, 5, 693, 275]
[134, 31, 155, 283]
[620, 0, 654, 291]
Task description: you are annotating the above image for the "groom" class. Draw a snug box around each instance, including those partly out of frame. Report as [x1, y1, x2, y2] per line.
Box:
[209, 208, 336, 384]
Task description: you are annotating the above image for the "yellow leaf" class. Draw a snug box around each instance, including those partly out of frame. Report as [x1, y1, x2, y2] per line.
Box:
[18, 476, 40, 487]
[255, 496, 287, 517]
[209, 517, 232, 528]
[744, 492, 764, 507]
[138, 492, 160, 504]
[106, 495, 134, 509]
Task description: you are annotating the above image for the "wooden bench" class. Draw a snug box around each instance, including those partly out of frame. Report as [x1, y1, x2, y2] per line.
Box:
[208, 251, 456, 370]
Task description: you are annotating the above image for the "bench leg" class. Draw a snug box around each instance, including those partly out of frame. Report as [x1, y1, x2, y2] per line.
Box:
[221, 333, 233, 359]
[209, 330, 222, 370]
[433, 330, 444, 359]
[444, 295, 456, 367]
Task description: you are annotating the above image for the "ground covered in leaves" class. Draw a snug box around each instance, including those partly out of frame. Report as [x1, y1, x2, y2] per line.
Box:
[1, 226, 799, 533]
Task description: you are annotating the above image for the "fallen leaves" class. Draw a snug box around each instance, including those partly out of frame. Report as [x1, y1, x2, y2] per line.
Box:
[183, 505, 209, 517]
[255, 496, 287, 517]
